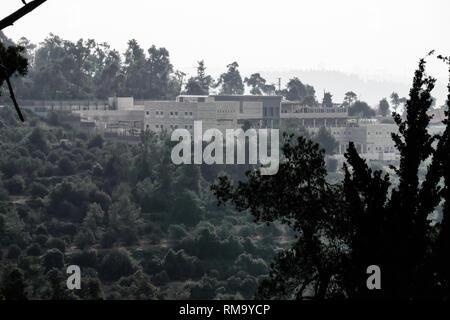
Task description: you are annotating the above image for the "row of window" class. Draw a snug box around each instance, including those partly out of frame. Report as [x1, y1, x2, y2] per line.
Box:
[367, 146, 395, 152]
[145, 124, 193, 130]
[368, 131, 394, 136]
[332, 131, 352, 135]
[145, 110, 194, 117]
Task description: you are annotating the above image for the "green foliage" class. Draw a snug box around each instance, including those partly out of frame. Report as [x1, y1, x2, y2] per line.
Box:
[279, 77, 316, 106]
[212, 56, 450, 300]
[4, 175, 25, 195]
[244, 73, 275, 95]
[312, 126, 339, 155]
[7, 244, 22, 260]
[184, 60, 214, 95]
[88, 135, 104, 149]
[0, 98, 285, 300]
[235, 253, 268, 276]
[29, 182, 49, 198]
[322, 92, 333, 108]
[162, 249, 202, 281]
[100, 249, 136, 281]
[378, 98, 391, 117]
[26, 243, 42, 257]
[45, 237, 66, 252]
[0, 267, 28, 300]
[348, 100, 376, 118]
[214, 62, 244, 95]
[43, 249, 65, 271]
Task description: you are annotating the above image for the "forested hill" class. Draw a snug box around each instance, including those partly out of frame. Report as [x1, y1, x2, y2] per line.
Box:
[0, 106, 292, 300]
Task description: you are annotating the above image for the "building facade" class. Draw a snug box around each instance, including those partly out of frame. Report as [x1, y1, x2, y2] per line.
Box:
[20, 94, 447, 164]
[143, 95, 282, 134]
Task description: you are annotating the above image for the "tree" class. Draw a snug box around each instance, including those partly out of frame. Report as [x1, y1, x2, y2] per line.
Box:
[146, 45, 174, 99]
[280, 77, 316, 106]
[212, 133, 343, 299]
[215, 62, 244, 95]
[390, 92, 407, 113]
[244, 73, 274, 95]
[27, 127, 49, 153]
[322, 92, 333, 108]
[47, 268, 77, 300]
[94, 46, 124, 98]
[390, 92, 400, 112]
[184, 60, 214, 95]
[0, 40, 28, 121]
[184, 77, 205, 95]
[348, 100, 376, 118]
[1, 267, 28, 300]
[378, 98, 390, 117]
[123, 39, 147, 99]
[313, 126, 339, 155]
[43, 249, 65, 271]
[100, 249, 136, 281]
[212, 55, 450, 299]
[0, 0, 47, 121]
[343, 91, 357, 107]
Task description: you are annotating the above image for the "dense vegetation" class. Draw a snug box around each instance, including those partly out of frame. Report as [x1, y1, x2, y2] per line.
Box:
[212, 56, 450, 299]
[0, 107, 297, 300]
[0, 31, 399, 116]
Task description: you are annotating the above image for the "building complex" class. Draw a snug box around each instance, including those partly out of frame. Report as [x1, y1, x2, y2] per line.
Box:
[20, 95, 446, 163]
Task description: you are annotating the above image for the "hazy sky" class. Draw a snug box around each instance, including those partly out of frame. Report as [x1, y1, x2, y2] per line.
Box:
[2, 0, 450, 103]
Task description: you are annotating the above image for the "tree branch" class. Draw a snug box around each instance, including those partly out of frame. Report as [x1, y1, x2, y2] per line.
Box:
[0, 0, 47, 31]
[0, 0, 47, 122]
[5, 76, 25, 122]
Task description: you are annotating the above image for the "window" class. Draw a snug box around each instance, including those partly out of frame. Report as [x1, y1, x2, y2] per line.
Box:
[146, 111, 150, 116]
[198, 97, 205, 102]
[175, 112, 178, 116]
[185, 112, 188, 116]
[189, 112, 193, 116]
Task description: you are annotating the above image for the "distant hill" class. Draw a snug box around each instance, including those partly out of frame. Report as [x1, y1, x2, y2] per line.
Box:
[236, 69, 448, 107]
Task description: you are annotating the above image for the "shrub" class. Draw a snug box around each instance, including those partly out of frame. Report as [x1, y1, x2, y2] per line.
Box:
[162, 249, 202, 281]
[4, 175, 25, 195]
[99, 249, 136, 281]
[42, 249, 65, 271]
[45, 237, 66, 253]
[326, 157, 339, 173]
[26, 243, 42, 257]
[58, 157, 76, 176]
[235, 253, 268, 276]
[168, 224, 188, 240]
[30, 182, 49, 198]
[69, 250, 98, 269]
[152, 270, 169, 286]
[7, 244, 22, 260]
[100, 230, 117, 248]
[35, 234, 48, 246]
[88, 135, 104, 149]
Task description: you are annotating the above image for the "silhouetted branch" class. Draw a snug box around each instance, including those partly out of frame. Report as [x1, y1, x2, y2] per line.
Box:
[5, 77, 24, 122]
[0, 0, 47, 122]
[0, 0, 47, 31]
